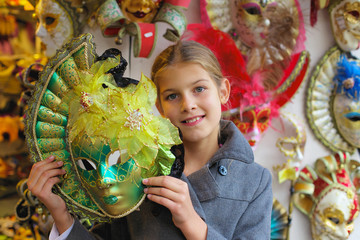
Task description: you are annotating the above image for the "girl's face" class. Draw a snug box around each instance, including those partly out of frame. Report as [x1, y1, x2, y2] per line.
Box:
[156, 62, 229, 144]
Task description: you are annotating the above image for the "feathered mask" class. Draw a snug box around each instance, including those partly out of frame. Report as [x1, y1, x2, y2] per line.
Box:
[24, 33, 181, 221]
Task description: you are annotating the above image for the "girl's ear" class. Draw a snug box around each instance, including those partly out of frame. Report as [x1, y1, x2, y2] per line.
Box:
[220, 78, 230, 104]
[156, 100, 165, 116]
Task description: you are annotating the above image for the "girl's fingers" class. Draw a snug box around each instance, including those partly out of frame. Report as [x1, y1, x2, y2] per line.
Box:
[28, 168, 65, 195]
[144, 186, 178, 202]
[28, 156, 63, 188]
[40, 177, 61, 197]
[142, 176, 185, 193]
[146, 193, 177, 210]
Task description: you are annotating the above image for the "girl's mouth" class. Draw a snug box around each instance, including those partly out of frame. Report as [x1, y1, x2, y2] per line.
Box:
[181, 116, 204, 126]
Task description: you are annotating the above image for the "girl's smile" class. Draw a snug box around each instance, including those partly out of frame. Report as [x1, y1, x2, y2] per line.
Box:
[181, 115, 205, 126]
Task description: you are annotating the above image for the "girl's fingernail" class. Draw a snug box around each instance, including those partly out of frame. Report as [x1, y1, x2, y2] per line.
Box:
[49, 156, 55, 160]
[144, 188, 148, 193]
[142, 179, 148, 184]
[57, 161, 63, 166]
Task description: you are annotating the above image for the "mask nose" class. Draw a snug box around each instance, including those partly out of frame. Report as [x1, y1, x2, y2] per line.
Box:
[96, 163, 116, 189]
[35, 24, 47, 38]
[295, 146, 303, 161]
[96, 178, 114, 189]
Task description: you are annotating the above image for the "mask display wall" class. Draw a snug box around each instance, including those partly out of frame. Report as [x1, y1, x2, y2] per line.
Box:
[24, 33, 182, 221]
[96, 0, 190, 58]
[293, 151, 360, 240]
[307, 49, 360, 154]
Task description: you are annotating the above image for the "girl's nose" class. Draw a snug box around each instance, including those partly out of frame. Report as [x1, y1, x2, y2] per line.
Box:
[181, 95, 196, 112]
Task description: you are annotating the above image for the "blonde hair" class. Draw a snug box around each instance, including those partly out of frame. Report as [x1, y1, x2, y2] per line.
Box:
[151, 40, 224, 90]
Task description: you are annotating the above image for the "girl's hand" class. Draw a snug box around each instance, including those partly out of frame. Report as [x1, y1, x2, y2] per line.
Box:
[142, 176, 207, 239]
[27, 156, 73, 234]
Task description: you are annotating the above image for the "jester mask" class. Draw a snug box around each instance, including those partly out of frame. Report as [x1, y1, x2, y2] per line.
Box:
[97, 0, 190, 57]
[24, 33, 181, 221]
[293, 152, 360, 240]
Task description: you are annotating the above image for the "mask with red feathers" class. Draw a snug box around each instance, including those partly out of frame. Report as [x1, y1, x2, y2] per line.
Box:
[183, 25, 279, 150]
[199, 0, 309, 111]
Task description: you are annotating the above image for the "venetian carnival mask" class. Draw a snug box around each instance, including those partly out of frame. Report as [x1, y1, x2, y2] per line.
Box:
[276, 112, 306, 169]
[230, 0, 277, 48]
[306, 48, 360, 153]
[199, 0, 308, 108]
[72, 134, 144, 216]
[34, 0, 103, 57]
[274, 112, 306, 183]
[228, 104, 270, 150]
[293, 152, 360, 240]
[330, 0, 360, 52]
[35, 0, 74, 57]
[97, 0, 189, 58]
[333, 55, 360, 148]
[24, 33, 181, 221]
[119, 0, 162, 23]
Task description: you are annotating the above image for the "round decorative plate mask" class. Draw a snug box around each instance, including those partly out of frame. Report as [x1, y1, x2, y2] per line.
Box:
[306, 46, 355, 154]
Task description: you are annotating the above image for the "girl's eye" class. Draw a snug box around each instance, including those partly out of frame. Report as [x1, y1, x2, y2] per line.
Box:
[77, 159, 97, 171]
[166, 94, 177, 101]
[195, 87, 205, 93]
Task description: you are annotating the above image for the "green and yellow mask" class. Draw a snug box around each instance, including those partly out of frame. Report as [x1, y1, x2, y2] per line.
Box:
[24, 33, 181, 221]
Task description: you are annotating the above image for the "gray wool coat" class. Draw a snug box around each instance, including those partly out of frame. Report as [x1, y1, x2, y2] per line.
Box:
[67, 120, 273, 239]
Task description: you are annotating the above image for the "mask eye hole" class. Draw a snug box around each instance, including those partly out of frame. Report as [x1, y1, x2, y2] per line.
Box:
[279, 142, 295, 151]
[258, 116, 269, 123]
[328, 217, 340, 225]
[45, 16, 55, 25]
[108, 150, 128, 167]
[77, 159, 96, 171]
[348, 10, 360, 19]
[244, 6, 261, 15]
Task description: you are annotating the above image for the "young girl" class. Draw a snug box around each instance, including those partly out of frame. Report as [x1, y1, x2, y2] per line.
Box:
[27, 40, 272, 239]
